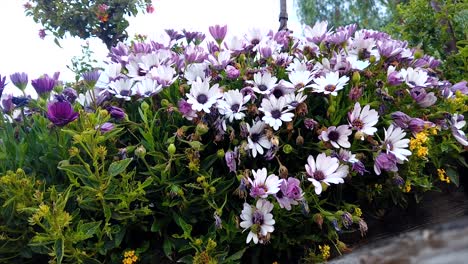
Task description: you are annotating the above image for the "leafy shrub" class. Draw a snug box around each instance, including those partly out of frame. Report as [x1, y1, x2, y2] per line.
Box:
[0, 22, 467, 263]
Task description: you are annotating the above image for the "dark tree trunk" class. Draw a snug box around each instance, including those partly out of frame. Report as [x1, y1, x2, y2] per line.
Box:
[279, 0, 288, 31]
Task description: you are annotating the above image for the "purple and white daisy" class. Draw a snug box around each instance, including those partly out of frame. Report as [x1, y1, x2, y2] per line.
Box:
[251, 72, 278, 95]
[108, 79, 134, 100]
[303, 21, 329, 44]
[348, 102, 379, 140]
[186, 78, 222, 113]
[240, 199, 275, 244]
[373, 152, 399, 175]
[450, 113, 468, 146]
[207, 50, 231, 70]
[275, 177, 304, 211]
[217, 89, 251, 122]
[319, 125, 352, 148]
[248, 168, 282, 199]
[259, 96, 294, 131]
[148, 65, 177, 87]
[247, 121, 272, 158]
[282, 70, 314, 92]
[284, 92, 307, 110]
[311, 71, 349, 96]
[135, 79, 163, 97]
[184, 63, 209, 84]
[305, 153, 349, 195]
[382, 124, 412, 162]
[400, 67, 431, 88]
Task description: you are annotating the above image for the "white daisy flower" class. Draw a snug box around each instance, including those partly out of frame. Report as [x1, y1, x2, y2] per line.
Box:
[240, 199, 275, 244]
[247, 121, 272, 158]
[450, 113, 468, 146]
[382, 124, 412, 162]
[251, 72, 278, 95]
[400, 67, 430, 88]
[126, 60, 147, 80]
[282, 70, 314, 92]
[303, 21, 329, 43]
[248, 168, 282, 199]
[320, 125, 352, 148]
[284, 92, 307, 110]
[105, 63, 122, 81]
[108, 79, 134, 101]
[217, 89, 251, 122]
[135, 78, 163, 97]
[259, 96, 294, 131]
[184, 63, 208, 84]
[286, 58, 308, 72]
[186, 78, 222, 113]
[148, 65, 177, 87]
[305, 153, 349, 195]
[348, 102, 379, 140]
[208, 50, 231, 70]
[311, 71, 349, 96]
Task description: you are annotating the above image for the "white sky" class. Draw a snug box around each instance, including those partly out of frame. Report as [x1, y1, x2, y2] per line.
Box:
[0, 0, 302, 96]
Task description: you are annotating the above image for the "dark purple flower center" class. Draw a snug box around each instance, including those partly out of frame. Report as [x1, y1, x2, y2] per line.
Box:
[271, 109, 282, 119]
[120, 90, 131, 97]
[352, 119, 364, 130]
[197, 94, 208, 104]
[258, 84, 268, 91]
[328, 130, 340, 141]
[252, 210, 264, 225]
[325, 84, 336, 92]
[276, 190, 284, 198]
[272, 88, 284, 98]
[250, 133, 260, 143]
[313, 170, 325, 181]
[231, 103, 240, 112]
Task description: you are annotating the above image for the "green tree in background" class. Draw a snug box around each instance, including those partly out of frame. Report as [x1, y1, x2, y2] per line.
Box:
[24, 0, 154, 49]
[297, 0, 407, 30]
[385, 0, 467, 82]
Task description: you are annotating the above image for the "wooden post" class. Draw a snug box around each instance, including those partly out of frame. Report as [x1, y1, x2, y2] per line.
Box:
[279, 0, 288, 31]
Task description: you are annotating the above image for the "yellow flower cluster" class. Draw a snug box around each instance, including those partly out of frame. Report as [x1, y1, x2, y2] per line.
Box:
[122, 250, 138, 264]
[409, 131, 429, 158]
[437, 169, 450, 183]
[319, 244, 331, 260]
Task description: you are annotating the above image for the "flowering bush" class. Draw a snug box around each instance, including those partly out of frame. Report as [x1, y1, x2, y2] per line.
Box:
[1, 21, 467, 263]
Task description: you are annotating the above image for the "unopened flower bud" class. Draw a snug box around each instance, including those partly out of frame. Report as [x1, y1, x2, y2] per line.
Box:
[68, 146, 79, 157]
[414, 49, 423, 59]
[135, 145, 147, 158]
[168, 143, 176, 155]
[279, 165, 288, 178]
[141, 101, 150, 112]
[313, 213, 324, 229]
[282, 144, 293, 154]
[296, 135, 304, 146]
[216, 148, 225, 158]
[352, 71, 360, 83]
[270, 136, 279, 146]
[161, 99, 170, 107]
[195, 122, 209, 136]
[369, 55, 376, 63]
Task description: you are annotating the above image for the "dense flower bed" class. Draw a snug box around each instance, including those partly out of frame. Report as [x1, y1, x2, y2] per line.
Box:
[0, 22, 467, 263]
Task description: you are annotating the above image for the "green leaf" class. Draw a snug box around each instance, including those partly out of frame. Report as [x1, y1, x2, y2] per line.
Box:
[58, 162, 91, 177]
[108, 158, 133, 177]
[223, 248, 247, 263]
[54, 38, 62, 48]
[446, 167, 460, 187]
[77, 221, 101, 240]
[163, 238, 173, 260]
[174, 214, 192, 239]
[54, 238, 64, 264]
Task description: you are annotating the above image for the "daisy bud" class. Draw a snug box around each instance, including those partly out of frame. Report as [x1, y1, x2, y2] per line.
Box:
[352, 71, 360, 83]
[270, 136, 280, 146]
[414, 49, 423, 59]
[369, 55, 376, 63]
[195, 122, 209, 136]
[168, 143, 176, 156]
[216, 148, 225, 158]
[337, 240, 352, 253]
[279, 165, 288, 178]
[296, 135, 304, 146]
[313, 213, 324, 229]
[161, 99, 170, 107]
[135, 145, 147, 158]
[282, 144, 293, 154]
[141, 101, 150, 112]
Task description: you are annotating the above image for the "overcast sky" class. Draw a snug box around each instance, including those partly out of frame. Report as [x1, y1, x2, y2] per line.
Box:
[0, 0, 302, 96]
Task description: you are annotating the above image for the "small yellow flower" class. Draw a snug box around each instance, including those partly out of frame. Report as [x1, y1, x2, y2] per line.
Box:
[404, 181, 411, 193]
[437, 169, 450, 183]
[319, 244, 331, 260]
[354, 207, 362, 217]
[415, 132, 428, 143]
[123, 250, 138, 264]
[416, 146, 428, 157]
[374, 184, 382, 191]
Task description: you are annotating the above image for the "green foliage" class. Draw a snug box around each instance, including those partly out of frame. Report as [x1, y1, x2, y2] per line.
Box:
[384, 0, 468, 82]
[67, 42, 101, 82]
[24, 0, 153, 49]
[297, 0, 405, 29]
